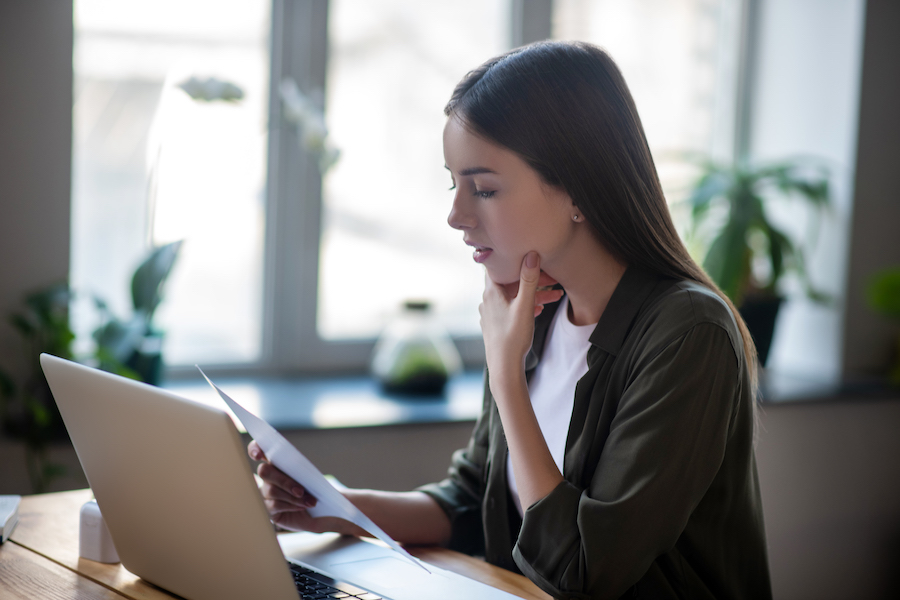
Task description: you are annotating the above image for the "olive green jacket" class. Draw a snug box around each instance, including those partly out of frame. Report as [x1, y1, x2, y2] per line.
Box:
[419, 268, 772, 599]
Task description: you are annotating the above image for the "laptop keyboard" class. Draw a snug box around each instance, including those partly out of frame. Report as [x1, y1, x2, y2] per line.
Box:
[289, 562, 390, 600]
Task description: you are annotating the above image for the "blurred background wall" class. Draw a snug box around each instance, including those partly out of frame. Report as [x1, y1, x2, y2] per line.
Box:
[0, 1, 73, 386]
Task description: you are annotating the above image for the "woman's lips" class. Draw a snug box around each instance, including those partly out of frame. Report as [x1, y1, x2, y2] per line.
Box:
[466, 241, 493, 263]
[473, 247, 493, 263]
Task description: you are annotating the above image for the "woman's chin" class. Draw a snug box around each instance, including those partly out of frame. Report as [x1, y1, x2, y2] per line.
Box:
[485, 264, 521, 286]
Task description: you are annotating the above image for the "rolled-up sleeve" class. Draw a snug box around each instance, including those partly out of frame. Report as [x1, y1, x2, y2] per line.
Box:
[513, 322, 740, 599]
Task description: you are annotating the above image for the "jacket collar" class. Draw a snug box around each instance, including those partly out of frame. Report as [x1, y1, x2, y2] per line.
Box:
[588, 266, 663, 356]
[525, 266, 666, 369]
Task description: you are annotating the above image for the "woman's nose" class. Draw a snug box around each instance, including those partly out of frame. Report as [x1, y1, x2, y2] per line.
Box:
[447, 192, 475, 231]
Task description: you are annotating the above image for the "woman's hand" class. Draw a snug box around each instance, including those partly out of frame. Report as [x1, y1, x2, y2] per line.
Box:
[248, 440, 360, 535]
[481, 253, 566, 510]
[249, 441, 450, 543]
[480, 252, 563, 386]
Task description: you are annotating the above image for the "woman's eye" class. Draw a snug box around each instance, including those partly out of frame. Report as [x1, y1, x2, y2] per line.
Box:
[474, 190, 496, 199]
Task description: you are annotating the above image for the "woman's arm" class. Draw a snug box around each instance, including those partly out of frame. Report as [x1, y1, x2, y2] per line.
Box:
[512, 322, 745, 599]
[344, 488, 452, 545]
[479, 252, 565, 512]
[489, 372, 563, 512]
[481, 256, 754, 599]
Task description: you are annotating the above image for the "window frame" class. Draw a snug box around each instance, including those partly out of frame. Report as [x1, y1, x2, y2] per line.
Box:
[165, 0, 552, 378]
[168, 0, 752, 378]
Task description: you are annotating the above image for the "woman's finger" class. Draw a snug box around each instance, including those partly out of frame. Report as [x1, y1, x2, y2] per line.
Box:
[271, 510, 313, 532]
[271, 511, 340, 535]
[537, 271, 559, 288]
[534, 288, 564, 307]
[512, 252, 542, 319]
[257, 462, 317, 505]
[247, 440, 266, 461]
[264, 497, 311, 515]
[260, 481, 313, 508]
[484, 268, 558, 297]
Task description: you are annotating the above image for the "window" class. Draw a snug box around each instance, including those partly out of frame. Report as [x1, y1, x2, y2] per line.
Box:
[72, 0, 742, 375]
[553, 0, 743, 221]
[318, 0, 509, 341]
[71, 0, 271, 366]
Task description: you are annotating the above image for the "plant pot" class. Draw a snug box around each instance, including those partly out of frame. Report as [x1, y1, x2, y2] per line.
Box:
[738, 295, 784, 367]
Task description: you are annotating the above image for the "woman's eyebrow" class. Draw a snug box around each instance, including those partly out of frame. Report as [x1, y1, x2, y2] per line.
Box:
[443, 165, 498, 176]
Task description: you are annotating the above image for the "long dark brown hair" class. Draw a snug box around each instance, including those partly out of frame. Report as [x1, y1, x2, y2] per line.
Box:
[446, 40, 758, 391]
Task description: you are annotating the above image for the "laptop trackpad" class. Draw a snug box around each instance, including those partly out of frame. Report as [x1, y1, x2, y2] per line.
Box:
[281, 532, 518, 599]
[327, 556, 448, 591]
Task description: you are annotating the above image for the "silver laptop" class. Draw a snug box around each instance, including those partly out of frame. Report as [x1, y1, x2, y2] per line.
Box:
[41, 354, 519, 600]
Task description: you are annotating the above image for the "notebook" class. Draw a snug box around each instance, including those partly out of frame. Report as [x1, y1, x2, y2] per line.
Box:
[40, 354, 520, 600]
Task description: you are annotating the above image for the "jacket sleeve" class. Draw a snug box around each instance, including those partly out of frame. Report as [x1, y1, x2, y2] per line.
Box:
[512, 322, 741, 599]
[416, 373, 492, 555]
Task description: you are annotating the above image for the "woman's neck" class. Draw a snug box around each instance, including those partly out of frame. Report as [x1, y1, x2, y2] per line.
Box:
[549, 239, 627, 327]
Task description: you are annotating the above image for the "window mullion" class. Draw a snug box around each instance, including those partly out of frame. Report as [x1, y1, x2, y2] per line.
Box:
[511, 0, 553, 47]
[267, 0, 330, 372]
[266, 0, 532, 374]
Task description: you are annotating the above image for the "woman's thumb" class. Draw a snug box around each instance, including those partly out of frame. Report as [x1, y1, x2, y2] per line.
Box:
[518, 252, 541, 300]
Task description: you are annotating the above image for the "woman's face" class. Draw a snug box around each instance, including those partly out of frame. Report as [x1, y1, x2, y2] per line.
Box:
[444, 116, 577, 285]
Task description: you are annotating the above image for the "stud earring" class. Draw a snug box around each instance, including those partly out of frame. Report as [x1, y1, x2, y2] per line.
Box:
[572, 214, 580, 222]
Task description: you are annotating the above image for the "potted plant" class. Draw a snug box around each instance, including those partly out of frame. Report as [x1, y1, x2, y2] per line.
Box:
[687, 158, 831, 365]
[0, 243, 180, 493]
[0, 284, 74, 492]
[867, 267, 900, 385]
[93, 240, 182, 385]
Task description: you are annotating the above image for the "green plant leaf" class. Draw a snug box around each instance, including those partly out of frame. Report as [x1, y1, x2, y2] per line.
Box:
[9, 313, 37, 337]
[93, 346, 142, 381]
[763, 224, 797, 290]
[729, 177, 764, 227]
[688, 169, 731, 216]
[131, 240, 183, 318]
[768, 163, 832, 207]
[1, 283, 73, 490]
[93, 295, 110, 313]
[688, 156, 832, 304]
[25, 394, 51, 428]
[42, 462, 67, 480]
[0, 368, 15, 398]
[703, 222, 750, 302]
[25, 283, 70, 315]
[805, 287, 834, 305]
[867, 268, 900, 319]
[94, 317, 148, 364]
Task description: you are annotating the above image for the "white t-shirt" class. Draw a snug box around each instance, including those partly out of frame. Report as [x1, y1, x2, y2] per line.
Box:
[507, 295, 595, 517]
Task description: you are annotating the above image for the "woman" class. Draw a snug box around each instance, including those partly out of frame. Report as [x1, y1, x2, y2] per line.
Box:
[251, 41, 772, 599]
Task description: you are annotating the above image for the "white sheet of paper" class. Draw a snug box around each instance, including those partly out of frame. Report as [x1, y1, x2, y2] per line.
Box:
[198, 368, 428, 573]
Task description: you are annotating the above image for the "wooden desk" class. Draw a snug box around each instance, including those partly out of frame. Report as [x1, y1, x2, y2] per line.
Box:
[3, 489, 551, 600]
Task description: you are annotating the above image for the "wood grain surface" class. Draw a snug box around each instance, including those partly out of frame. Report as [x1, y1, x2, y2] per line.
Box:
[11, 489, 180, 600]
[10, 489, 553, 600]
[407, 545, 553, 600]
[0, 541, 124, 600]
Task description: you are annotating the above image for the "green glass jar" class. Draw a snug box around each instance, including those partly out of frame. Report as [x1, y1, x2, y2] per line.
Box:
[371, 300, 462, 396]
